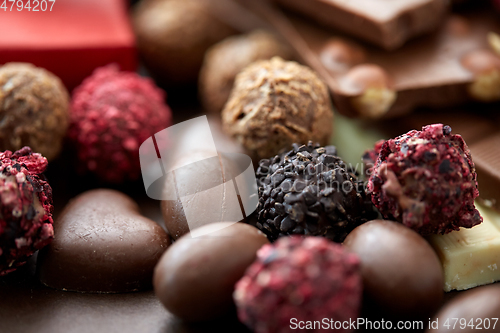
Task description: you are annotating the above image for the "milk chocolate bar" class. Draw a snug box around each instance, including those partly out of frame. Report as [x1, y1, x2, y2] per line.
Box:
[251, 2, 500, 118]
[274, 0, 449, 50]
[429, 203, 500, 292]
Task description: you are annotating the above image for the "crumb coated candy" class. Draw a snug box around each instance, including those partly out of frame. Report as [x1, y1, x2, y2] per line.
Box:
[222, 57, 334, 160]
[0, 63, 69, 161]
[69, 65, 172, 183]
[256, 141, 376, 242]
[368, 124, 482, 235]
[234, 236, 361, 333]
[0, 147, 53, 276]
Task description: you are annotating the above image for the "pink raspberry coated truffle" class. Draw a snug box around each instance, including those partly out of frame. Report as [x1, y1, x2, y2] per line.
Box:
[69, 65, 172, 183]
[368, 124, 482, 235]
[234, 236, 361, 333]
[0, 147, 53, 276]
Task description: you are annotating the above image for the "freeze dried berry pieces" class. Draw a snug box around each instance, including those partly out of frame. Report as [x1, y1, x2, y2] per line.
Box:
[368, 123, 482, 235]
[255, 141, 376, 242]
[0, 147, 54, 276]
[234, 236, 362, 333]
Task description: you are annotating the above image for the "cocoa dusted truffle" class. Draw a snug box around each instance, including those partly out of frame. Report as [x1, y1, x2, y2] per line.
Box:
[132, 0, 235, 86]
[222, 57, 334, 160]
[199, 30, 292, 114]
[0, 63, 69, 161]
[0, 147, 53, 276]
[69, 65, 172, 183]
[368, 124, 482, 235]
[234, 236, 362, 333]
[256, 142, 376, 242]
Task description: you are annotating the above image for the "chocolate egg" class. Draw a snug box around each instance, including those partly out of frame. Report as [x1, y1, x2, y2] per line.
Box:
[153, 222, 269, 321]
[343, 219, 443, 318]
[427, 285, 500, 332]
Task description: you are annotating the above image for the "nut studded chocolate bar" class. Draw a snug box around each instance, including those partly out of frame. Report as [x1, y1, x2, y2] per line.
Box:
[255, 4, 500, 118]
[274, 0, 449, 50]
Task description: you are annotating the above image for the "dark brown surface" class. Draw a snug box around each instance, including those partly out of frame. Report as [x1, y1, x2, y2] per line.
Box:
[344, 220, 444, 319]
[154, 222, 269, 322]
[252, 2, 500, 118]
[274, 0, 448, 50]
[37, 189, 170, 293]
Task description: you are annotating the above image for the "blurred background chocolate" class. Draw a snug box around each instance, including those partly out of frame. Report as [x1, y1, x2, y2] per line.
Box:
[132, 0, 236, 87]
[199, 30, 293, 114]
[273, 0, 449, 50]
[0, 63, 69, 161]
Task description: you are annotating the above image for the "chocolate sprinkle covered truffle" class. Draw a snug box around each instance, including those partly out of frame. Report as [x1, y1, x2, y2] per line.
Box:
[256, 142, 376, 242]
[199, 30, 292, 114]
[234, 236, 362, 333]
[0, 63, 69, 161]
[368, 124, 482, 235]
[222, 57, 334, 160]
[0, 147, 53, 276]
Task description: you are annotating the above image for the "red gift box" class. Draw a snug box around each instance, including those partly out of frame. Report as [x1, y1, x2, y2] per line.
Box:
[0, 0, 137, 90]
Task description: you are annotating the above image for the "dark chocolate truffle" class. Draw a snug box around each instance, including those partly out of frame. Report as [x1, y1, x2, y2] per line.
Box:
[0, 63, 69, 161]
[344, 220, 444, 319]
[367, 124, 482, 235]
[222, 57, 334, 160]
[234, 236, 362, 333]
[0, 147, 53, 276]
[37, 189, 170, 293]
[199, 30, 292, 114]
[69, 65, 172, 183]
[132, 0, 235, 85]
[255, 142, 376, 242]
[154, 222, 269, 321]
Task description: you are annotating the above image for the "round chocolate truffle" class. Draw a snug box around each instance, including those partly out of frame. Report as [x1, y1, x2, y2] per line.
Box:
[154, 222, 269, 321]
[344, 220, 444, 319]
[427, 285, 500, 333]
[132, 0, 235, 85]
[368, 124, 482, 235]
[0, 63, 69, 161]
[234, 236, 362, 333]
[222, 57, 334, 159]
[199, 30, 292, 114]
[0, 147, 54, 276]
[69, 65, 172, 183]
[255, 141, 376, 242]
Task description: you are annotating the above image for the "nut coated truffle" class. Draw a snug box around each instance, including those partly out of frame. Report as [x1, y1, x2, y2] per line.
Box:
[132, 0, 235, 85]
[256, 141, 376, 242]
[234, 236, 362, 333]
[368, 124, 482, 235]
[0, 147, 53, 276]
[0, 63, 69, 161]
[199, 30, 292, 114]
[69, 65, 172, 183]
[222, 57, 334, 160]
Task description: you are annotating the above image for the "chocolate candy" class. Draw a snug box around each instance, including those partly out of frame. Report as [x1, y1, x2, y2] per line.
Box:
[429, 203, 500, 292]
[343, 220, 444, 318]
[427, 285, 500, 332]
[222, 57, 334, 159]
[274, 0, 448, 50]
[153, 222, 269, 321]
[37, 189, 170, 293]
[253, 4, 500, 118]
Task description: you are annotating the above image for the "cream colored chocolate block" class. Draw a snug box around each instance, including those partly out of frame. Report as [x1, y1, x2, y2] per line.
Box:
[429, 203, 500, 292]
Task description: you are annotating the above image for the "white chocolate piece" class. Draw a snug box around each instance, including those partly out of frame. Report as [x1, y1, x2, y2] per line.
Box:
[429, 203, 500, 292]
